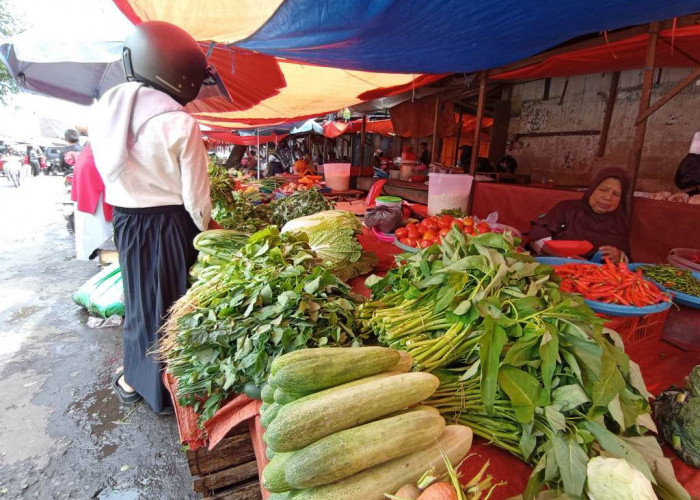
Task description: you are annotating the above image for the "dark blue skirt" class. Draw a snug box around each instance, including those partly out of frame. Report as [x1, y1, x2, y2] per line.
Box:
[113, 205, 199, 413]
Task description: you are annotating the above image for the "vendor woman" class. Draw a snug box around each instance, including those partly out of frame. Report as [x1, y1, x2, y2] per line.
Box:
[529, 167, 631, 263]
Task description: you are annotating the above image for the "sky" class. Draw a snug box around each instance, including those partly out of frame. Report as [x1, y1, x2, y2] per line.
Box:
[0, 0, 132, 142]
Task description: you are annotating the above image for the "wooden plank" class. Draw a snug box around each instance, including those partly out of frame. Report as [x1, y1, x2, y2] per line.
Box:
[634, 66, 700, 125]
[205, 481, 262, 500]
[627, 22, 659, 216]
[186, 432, 256, 476]
[597, 71, 620, 158]
[430, 95, 440, 163]
[193, 461, 259, 494]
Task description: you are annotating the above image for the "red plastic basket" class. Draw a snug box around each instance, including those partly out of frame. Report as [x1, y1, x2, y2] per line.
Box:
[602, 308, 671, 356]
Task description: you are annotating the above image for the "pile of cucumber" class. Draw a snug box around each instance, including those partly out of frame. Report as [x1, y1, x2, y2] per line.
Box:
[259, 347, 473, 500]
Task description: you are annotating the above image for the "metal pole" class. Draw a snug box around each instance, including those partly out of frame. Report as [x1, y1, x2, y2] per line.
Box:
[256, 127, 261, 179]
[360, 114, 367, 167]
[627, 22, 659, 217]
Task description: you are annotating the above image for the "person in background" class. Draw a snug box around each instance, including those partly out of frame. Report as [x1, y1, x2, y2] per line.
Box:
[70, 143, 114, 261]
[27, 146, 40, 176]
[294, 154, 315, 176]
[59, 129, 83, 172]
[528, 168, 631, 263]
[89, 21, 221, 415]
[419, 141, 431, 166]
[246, 148, 258, 173]
[675, 131, 700, 196]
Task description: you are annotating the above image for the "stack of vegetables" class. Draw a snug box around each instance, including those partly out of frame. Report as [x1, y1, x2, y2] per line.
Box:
[358, 228, 689, 499]
[161, 227, 364, 423]
[260, 347, 474, 500]
[270, 188, 334, 227]
[281, 210, 377, 282]
[395, 214, 492, 250]
[654, 365, 700, 468]
[554, 260, 669, 306]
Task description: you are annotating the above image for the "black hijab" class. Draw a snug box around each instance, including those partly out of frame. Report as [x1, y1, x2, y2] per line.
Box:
[530, 167, 632, 257]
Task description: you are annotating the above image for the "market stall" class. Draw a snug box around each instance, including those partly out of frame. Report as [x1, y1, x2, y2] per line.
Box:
[164, 222, 699, 499]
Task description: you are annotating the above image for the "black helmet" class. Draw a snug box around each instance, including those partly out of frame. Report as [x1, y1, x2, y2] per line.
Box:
[122, 21, 211, 105]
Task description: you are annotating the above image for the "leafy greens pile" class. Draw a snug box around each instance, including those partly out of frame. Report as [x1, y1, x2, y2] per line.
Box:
[163, 226, 363, 424]
[654, 365, 700, 468]
[358, 228, 689, 500]
[281, 210, 377, 282]
[270, 188, 333, 227]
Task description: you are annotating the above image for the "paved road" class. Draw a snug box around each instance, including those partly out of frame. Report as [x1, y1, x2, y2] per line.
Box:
[0, 175, 196, 499]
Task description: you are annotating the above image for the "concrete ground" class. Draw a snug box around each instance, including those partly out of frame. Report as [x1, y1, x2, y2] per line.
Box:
[0, 174, 197, 499]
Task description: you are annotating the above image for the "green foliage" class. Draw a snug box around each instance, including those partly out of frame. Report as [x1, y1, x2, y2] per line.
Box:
[358, 228, 689, 499]
[166, 226, 363, 424]
[0, 0, 23, 103]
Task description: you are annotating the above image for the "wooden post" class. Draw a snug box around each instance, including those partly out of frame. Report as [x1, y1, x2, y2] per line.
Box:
[454, 106, 464, 165]
[597, 71, 620, 158]
[430, 95, 441, 164]
[626, 22, 659, 215]
[323, 136, 328, 163]
[469, 72, 488, 175]
[360, 114, 367, 167]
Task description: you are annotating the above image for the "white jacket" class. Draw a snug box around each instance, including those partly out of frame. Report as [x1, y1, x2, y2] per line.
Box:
[90, 82, 211, 230]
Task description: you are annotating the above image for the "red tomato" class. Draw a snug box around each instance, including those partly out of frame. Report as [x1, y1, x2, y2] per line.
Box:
[398, 237, 410, 246]
[463, 227, 474, 236]
[395, 227, 408, 239]
[420, 219, 432, 229]
[462, 217, 475, 227]
[450, 220, 464, 231]
[426, 221, 439, 232]
[405, 237, 417, 247]
[477, 222, 491, 233]
[417, 225, 427, 235]
[423, 230, 437, 241]
[438, 215, 453, 229]
[439, 227, 450, 237]
[419, 239, 432, 249]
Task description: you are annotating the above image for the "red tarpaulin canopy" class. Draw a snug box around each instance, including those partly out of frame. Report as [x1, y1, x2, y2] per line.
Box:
[203, 130, 287, 146]
[493, 24, 700, 80]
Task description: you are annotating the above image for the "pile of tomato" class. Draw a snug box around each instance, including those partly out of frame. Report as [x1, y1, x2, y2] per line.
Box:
[394, 214, 492, 249]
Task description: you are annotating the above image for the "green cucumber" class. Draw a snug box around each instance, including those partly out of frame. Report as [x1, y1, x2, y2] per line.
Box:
[284, 406, 446, 489]
[265, 372, 439, 452]
[271, 347, 400, 393]
[262, 452, 294, 493]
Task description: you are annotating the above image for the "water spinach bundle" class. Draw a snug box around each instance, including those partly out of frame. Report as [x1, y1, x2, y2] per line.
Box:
[359, 228, 689, 500]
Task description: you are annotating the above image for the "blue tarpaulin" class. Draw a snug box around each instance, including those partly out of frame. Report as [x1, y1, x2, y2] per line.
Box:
[238, 0, 700, 73]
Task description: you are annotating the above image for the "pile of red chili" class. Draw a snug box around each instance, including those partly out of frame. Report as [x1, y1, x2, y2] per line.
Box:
[554, 259, 669, 306]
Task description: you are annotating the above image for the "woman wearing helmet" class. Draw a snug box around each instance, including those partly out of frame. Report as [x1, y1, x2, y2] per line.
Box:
[90, 21, 221, 414]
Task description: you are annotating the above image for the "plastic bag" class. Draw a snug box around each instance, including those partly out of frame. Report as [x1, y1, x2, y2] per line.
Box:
[73, 263, 125, 318]
[364, 205, 403, 234]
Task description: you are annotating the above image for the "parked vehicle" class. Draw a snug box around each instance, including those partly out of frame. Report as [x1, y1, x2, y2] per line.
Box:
[43, 146, 64, 175]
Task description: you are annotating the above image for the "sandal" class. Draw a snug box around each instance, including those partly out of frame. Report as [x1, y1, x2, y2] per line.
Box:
[111, 370, 142, 404]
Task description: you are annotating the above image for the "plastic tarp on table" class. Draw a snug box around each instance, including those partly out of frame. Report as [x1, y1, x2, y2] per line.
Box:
[114, 0, 700, 74]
